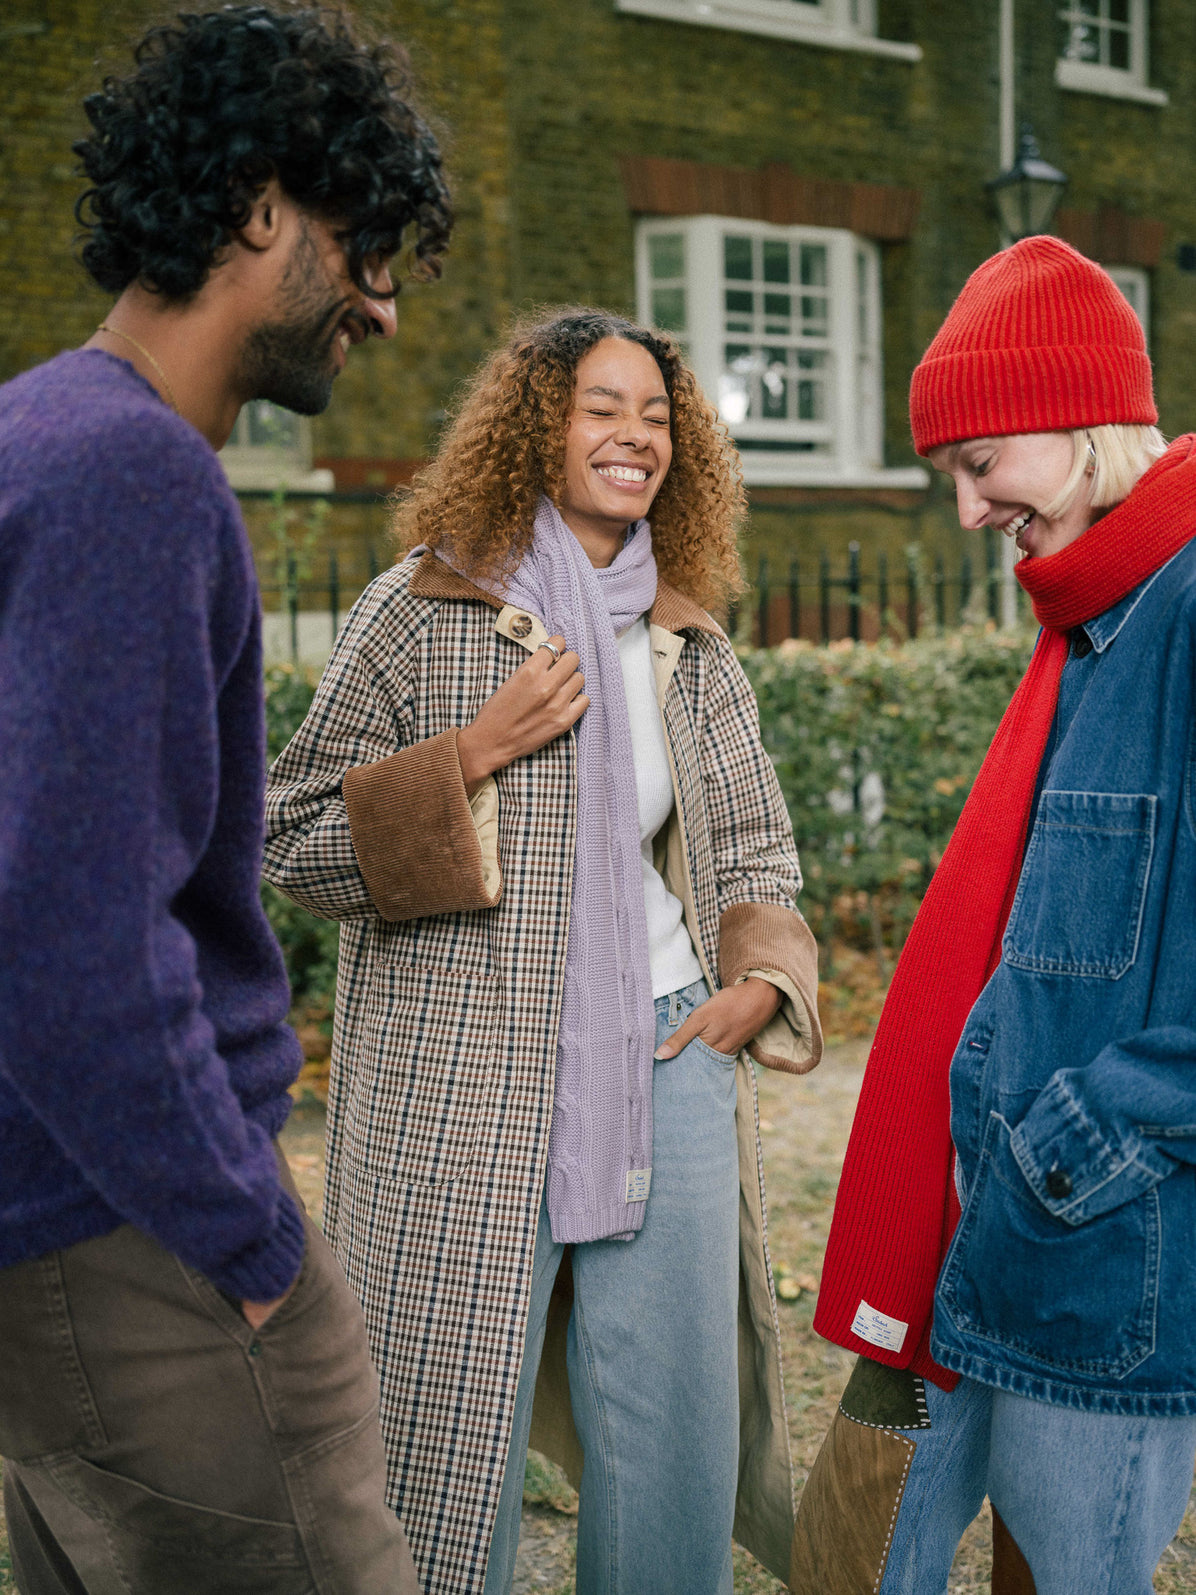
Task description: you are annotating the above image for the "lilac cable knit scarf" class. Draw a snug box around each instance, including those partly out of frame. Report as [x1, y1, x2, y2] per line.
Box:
[498, 497, 659, 1242]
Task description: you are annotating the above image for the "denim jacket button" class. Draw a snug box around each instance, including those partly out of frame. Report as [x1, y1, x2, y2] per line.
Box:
[1046, 1168, 1073, 1199]
[1070, 629, 1093, 658]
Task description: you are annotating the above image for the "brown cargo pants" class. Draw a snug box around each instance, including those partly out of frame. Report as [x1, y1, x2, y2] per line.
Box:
[0, 1162, 418, 1595]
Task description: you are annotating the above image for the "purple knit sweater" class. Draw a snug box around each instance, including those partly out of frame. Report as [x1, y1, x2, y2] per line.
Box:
[0, 350, 305, 1301]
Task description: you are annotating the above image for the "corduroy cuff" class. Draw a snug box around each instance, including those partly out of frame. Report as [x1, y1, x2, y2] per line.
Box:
[342, 728, 502, 921]
[719, 901, 822, 1074]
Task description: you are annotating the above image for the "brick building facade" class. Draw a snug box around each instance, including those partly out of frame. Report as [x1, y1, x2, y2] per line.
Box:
[3, 0, 1195, 635]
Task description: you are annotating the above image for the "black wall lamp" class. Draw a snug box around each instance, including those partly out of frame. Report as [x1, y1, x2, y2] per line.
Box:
[987, 125, 1068, 242]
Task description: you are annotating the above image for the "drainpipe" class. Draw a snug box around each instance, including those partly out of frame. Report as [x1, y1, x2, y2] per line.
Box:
[999, 0, 1015, 173]
[998, 0, 1020, 627]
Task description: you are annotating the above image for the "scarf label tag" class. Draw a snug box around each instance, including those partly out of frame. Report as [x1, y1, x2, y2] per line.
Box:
[851, 1300, 908, 1353]
[626, 1169, 652, 1202]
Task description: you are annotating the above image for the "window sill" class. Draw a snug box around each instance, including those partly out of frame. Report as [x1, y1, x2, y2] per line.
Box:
[616, 0, 921, 59]
[1054, 59, 1168, 106]
[219, 458, 336, 493]
[739, 458, 930, 489]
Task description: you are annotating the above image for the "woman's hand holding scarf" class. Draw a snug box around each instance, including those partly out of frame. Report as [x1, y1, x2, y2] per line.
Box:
[456, 634, 589, 793]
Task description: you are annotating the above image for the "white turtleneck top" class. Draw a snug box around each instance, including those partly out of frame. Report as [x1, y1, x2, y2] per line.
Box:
[616, 617, 705, 999]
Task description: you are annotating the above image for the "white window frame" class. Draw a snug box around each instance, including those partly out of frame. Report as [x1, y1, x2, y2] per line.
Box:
[1106, 265, 1151, 348]
[615, 0, 921, 60]
[219, 402, 334, 492]
[636, 215, 927, 488]
[1055, 0, 1167, 105]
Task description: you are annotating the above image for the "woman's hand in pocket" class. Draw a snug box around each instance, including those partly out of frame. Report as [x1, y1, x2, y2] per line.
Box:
[654, 977, 782, 1060]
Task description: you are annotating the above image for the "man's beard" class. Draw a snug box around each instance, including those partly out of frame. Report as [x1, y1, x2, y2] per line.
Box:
[237, 220, 345, 416]
[238, 307, 341, 416]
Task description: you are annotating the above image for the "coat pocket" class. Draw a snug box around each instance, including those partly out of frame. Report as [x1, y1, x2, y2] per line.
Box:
[1002, 790, 1155, 979]
[938, 1110, 1162, 1381]
[345, 965, 500, 1186]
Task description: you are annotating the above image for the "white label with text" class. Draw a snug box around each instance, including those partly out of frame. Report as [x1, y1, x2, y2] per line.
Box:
[851, 1299, 908, 1353]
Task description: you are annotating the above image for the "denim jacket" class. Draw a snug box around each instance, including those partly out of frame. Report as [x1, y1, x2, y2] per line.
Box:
[932, 538, 1196, 1415]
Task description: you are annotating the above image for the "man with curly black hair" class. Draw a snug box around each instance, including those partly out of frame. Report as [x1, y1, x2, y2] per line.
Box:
[76, 0, 452, 423]
[0, 7, 451, 1592]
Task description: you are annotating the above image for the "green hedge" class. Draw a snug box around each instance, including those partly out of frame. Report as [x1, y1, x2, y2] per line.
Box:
[262, 631, 1035, 1020]
[261, 665, 338, 1017]
[740, 627, 1034, 964]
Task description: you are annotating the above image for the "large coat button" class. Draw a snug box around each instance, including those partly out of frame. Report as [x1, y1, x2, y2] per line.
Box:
[1046, 1168, 1072, 1199]
[510, 613, 533, 638]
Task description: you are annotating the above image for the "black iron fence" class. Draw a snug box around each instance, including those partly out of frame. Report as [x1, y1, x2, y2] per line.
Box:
[259, 545, 384, 664]
[733, 527, 1024, 647]
[248, 484, 1020, 662]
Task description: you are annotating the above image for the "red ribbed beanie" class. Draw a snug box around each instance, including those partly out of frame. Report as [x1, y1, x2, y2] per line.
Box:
[909, 236, 1156, 456]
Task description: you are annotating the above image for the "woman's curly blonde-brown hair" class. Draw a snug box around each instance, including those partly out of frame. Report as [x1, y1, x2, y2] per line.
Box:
[392, 307, 746, 611]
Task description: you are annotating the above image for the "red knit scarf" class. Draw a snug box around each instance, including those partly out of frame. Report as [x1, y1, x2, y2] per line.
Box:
[813, 434, 1196, 1386]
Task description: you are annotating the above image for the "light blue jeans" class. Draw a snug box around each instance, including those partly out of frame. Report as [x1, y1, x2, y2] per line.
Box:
[879, 1373, 1196, 1595]
[483, 979, 740, 1595]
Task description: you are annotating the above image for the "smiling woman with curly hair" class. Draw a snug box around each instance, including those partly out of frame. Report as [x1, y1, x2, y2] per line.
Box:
[394, 308, 745, 610]
[265, 308, 821, 1595]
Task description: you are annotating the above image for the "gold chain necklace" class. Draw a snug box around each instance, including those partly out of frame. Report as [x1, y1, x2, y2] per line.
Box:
[96, 324, 180, 415]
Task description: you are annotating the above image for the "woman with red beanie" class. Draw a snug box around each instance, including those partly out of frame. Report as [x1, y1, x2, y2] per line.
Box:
[791, 237, 1196, 1595]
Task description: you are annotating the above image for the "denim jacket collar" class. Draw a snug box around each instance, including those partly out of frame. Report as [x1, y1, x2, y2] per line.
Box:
[1081, 550, 1182, 652]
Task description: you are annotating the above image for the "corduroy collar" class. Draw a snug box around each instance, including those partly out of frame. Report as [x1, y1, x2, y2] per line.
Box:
[406, 548, 721, 636]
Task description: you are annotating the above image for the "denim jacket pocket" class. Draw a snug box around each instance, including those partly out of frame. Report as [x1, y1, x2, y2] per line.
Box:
[1009, 1070, 1176, 1225]
[1003, 791, 1156, 979]
[938, 1109, 1162, 1380]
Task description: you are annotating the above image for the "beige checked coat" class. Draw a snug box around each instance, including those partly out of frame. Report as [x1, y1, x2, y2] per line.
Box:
[263, 551, 822, 1595]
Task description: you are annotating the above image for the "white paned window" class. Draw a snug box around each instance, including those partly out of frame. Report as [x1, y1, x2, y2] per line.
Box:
[1106, 265, 1150, 347]
[1056, 1, 1166, 104]
[637, 216, 923, 487]
[614, 0, 920, 60]
[219, 402, 333, 491]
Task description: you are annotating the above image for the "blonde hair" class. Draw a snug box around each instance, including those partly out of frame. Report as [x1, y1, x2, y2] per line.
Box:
[392, 308, 746, 610]
[1039, 423, 1168, 522]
